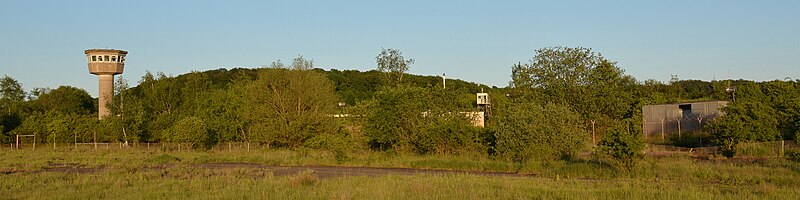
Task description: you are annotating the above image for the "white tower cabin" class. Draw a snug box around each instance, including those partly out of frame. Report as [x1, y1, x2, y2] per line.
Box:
[476, 92, 491, 117]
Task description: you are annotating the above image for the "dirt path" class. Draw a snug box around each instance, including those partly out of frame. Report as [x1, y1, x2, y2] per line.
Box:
[192, 163, 535, 179]
[8, 162, 535, 179]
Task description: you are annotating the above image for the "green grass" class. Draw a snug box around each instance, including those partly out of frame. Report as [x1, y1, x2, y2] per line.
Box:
[2, 147, 800, 199]
[3, 169, 798, 199]
[736, 141, 786, 158]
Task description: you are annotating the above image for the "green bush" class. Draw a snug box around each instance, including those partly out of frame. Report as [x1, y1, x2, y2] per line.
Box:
[786, 149, 800, 163]
[594, 122, 645, 170]
[363, 85, 426, 151]
[707, 102, 782, 158]
[493, 102, 587, 162]
[245, 68, 340, 148]
[363, 85, 481, 155]
[795, 130, 800, 142]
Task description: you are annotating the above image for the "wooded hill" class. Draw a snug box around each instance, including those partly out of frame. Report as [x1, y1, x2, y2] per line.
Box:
[2, 47, 800, 163]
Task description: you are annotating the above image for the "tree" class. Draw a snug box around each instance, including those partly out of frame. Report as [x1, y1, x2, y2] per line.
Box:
[28, 87, 50, 101]
[13, 112, 96, 144]
[706, 101, 780, 157]
[32, 86, 95, 116]
[266, 55, 313, 70]
[163, 117, 209, 149]
[376, 48, 414, 84]
[109, 76, 138, 144]
[217, 72, 254, 144]
[0, 75, 26, 142]
[269, 60, 285, 69]
[137, 71, 182, 140]
[363, 85, 481, 154]
[178, 71, 212, 116]
[246, 68, 339, 148]
[511, 47, 638, 137]
[291, 55, 314, 70]
[0, 75, 25, 115]
[363, 85, 424, 151]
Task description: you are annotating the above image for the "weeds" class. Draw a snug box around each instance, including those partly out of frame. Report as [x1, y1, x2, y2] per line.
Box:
[289, 169, 318, 186]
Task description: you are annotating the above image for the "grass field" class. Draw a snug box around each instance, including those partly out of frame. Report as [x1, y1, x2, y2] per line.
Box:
[2, 146, 800, 199]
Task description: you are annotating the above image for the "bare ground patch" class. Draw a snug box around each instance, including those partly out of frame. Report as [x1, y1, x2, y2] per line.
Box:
[5, 162, 535, 179]
[189, 163, 537, 179]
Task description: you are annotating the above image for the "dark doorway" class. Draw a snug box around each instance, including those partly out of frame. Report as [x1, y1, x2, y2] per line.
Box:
[679, 104, 692, 119]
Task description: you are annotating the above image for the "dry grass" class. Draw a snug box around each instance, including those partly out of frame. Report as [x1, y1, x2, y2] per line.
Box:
[289, 169, 319, 186]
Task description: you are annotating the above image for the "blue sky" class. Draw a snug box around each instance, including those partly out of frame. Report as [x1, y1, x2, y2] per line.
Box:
[1, 0, 798, 97]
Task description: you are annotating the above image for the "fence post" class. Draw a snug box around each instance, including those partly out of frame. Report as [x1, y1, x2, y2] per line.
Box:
[660, 119, 665, 141]
[642, 121, 647, 141]
[677, 119, 681, 139]
[781, 140, 785, 158]
[591, 121, 596, 145]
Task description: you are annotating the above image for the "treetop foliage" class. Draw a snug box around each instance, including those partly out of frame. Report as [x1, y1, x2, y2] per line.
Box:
[376, 48, 414, 84]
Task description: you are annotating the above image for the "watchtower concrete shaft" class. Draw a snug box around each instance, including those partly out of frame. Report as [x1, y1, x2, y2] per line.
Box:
[85, 49, 127, 119]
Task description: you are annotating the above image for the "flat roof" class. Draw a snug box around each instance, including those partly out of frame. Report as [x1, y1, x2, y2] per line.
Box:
[84, 49, 128, 54]
[644, 100, 728, 107]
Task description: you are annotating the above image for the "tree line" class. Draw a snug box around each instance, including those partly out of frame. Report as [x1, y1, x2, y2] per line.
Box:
[0, 51, 490, 152]
[2, 47, 799, 165]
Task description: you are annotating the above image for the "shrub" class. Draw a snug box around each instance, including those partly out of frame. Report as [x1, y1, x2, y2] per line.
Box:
[786, 149, 800, 163]
[795, 130, 800, 143]
[363, 85, 481, 155]
[493, 102, 587, 162]
[245, 68, 339, 148]
[707, 102, 781, 158]
[363, 85, 425, 151]
[594, 122, 645, 170]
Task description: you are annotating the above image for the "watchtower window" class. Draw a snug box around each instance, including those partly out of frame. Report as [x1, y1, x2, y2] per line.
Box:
[91, 55, 97, 61]
[111, 56, 117, 62]
[104, 55, 110, 62]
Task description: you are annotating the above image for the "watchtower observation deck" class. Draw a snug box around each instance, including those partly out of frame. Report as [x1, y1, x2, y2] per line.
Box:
[85, 49, 127, 119]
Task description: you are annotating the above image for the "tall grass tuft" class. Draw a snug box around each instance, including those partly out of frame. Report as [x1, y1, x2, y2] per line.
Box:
[289, 169, 318, 186]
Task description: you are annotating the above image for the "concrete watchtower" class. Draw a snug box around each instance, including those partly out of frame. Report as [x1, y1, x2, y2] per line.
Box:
[85, 49, 127, 119]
